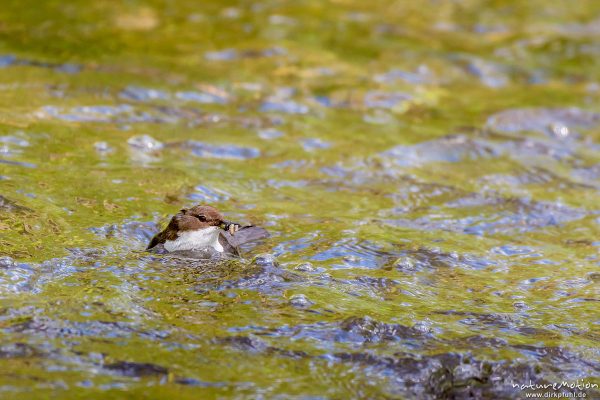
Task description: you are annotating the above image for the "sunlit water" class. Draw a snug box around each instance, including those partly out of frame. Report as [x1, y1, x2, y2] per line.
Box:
[0, 1, 599, 398]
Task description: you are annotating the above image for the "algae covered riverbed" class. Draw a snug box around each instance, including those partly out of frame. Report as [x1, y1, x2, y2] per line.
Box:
[0, 1, 599, 398]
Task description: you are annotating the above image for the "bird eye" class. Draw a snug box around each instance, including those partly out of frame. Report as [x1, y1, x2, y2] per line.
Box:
[196, 215, 207, 221]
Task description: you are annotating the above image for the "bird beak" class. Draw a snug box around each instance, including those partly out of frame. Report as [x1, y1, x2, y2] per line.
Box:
[221, 220, 241, 235]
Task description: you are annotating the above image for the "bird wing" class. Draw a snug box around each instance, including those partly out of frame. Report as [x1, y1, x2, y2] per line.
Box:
[219, 225, 269, 254]
[147, 234, 161, 250]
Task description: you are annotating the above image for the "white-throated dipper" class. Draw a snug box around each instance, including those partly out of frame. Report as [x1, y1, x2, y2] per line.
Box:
[147, 205, 269, 258]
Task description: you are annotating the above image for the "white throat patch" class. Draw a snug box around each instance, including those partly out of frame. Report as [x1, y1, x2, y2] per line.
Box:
[163, 227, 223, 252]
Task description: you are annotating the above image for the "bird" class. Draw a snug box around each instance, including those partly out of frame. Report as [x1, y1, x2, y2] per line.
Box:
[146, 205, 269, 258]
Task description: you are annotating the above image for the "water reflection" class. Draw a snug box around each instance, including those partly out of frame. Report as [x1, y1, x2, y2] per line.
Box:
[1, 0, 599, 398]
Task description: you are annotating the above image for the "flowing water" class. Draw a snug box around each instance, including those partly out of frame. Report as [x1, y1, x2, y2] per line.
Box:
[0, 1, 599, 399]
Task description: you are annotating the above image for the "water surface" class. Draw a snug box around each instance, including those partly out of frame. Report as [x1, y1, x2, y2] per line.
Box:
[0, 1, 599, 398]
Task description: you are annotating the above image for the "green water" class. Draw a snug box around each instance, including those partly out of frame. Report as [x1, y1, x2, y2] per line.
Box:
[0, 1, 599, 398]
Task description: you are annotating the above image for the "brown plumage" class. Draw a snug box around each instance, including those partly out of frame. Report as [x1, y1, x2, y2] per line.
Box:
[147, 205, 270, 256]
[147, 205, 225, 250]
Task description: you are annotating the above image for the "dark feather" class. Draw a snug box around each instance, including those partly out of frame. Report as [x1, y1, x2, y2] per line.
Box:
[222, 226, 270, 247]
[218, 234, 241, 257]
[147, 236, 158, 250]
[146, 213, 182, 250]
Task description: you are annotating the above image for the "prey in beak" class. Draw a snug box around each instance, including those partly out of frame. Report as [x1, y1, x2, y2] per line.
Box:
[221, 220, 241, 236]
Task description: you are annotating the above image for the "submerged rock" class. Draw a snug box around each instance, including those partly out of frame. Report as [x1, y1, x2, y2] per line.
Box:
[364, 90, 412, 109]
[214, 317, 582, 399]
[385, 194, 587, 235]
[340, 316, 428, 342]
[204, 47, 286, 61]
[93, 141, 114, 154]
[260, 100, 309, 114]
[204, 49, 238, 61]
[90, 220, 159, 244]
[0, 343, 43, 358]
[176, 90, 228, 105]
[0, 195, 33, 213]
[257, 128, 284, 140]
[390, 246, 494, 271]
[36, 105, 136, 123]
[0, 135, 29, 153]
[252, 253, 279, 268]
[381, 134, 497, 167]
[487, 107, 600, 137]
[127, 134, 164, 152]
[120, 86, 170, 102]
[311, 238, 398, 270]
[374, 65, 436, 85]
[289, 294, 314, 308]
[465, 57, 510, 88]
[104, 361, 168, 377]
[186, 140, 260, 159]
[379, 130, 588, 172]
[0, 256, 16, 269]
[215, 335, 266, 352]
[187, 185, 229, 202]
[0, 54, 16, 67]
[301, 138, 331, 151]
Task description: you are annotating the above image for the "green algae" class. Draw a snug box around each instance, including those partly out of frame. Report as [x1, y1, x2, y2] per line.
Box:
[0, 0, 599, 398]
